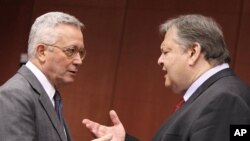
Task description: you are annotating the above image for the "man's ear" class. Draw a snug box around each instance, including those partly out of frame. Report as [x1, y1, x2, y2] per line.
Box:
[188, 42, 202, 66]
[36, 44, 47, 63]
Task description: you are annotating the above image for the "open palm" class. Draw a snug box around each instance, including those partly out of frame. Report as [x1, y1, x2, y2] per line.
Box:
[83, 110, 126, 141]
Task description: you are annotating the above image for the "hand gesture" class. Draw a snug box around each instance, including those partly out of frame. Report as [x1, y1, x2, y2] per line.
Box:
[82, 110, 126, 141]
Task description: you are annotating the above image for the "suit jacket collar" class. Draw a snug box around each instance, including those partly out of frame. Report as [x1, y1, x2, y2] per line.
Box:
[18, 66, 69, 141]
[185, 68, 235, 105]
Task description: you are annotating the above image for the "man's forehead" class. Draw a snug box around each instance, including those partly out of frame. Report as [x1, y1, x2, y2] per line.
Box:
[160, 42, 171, 51]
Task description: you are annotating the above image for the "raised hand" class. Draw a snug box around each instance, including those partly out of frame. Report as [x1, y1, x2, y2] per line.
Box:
[82, 110, 126, 141]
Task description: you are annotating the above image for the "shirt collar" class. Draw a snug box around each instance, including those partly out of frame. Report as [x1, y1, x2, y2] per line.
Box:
[183, 63, 230, 102]
[25, 61, 55, 104]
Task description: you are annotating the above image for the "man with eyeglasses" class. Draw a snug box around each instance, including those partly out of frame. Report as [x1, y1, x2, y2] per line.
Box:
[0, 12, 111, 141]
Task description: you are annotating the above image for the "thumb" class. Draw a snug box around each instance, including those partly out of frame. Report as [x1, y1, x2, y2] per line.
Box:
[109, 110, 121, 125]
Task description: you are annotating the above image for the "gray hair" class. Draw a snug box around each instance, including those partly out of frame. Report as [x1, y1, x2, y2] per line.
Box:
[28, 11, 84, 59]
[160, 14, 231, 64]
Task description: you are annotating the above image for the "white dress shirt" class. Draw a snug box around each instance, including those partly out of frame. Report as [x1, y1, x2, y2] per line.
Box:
[183, 63, 230, 102]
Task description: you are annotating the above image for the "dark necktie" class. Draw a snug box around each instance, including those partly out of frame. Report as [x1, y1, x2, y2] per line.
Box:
[54, 90, 64, 127]
[174, 98, 185, 112]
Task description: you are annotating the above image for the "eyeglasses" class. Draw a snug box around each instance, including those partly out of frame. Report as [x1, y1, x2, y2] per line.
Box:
[45, 44, 86, 60]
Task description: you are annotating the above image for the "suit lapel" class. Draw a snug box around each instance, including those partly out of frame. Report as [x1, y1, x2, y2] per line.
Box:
[64, 122, 72, 141]
[18, 66, 68, 141]
[185, 68, 235, 105]
[39, 94, 68, 141]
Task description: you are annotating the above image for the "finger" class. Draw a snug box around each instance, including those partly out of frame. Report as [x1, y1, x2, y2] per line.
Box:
[109, 110, 121, 125]
[82, 119, 92, 125]
[91, 134, 113, 141]
[82, 119, 101, 134]
[82, 119, 99, 128]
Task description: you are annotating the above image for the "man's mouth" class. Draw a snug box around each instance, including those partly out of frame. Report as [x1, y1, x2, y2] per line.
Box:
[69, 70, 78, 75]
[163, 71, 168, 78]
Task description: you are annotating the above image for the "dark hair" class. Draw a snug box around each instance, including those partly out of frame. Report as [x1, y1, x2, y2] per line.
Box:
[160, 14, 231, 64]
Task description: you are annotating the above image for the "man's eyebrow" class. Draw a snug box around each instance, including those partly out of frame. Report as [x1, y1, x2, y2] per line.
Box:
[161, 45, 170, 52]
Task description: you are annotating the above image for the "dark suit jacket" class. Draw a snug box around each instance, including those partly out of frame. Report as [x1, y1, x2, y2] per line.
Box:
[126, 68, 250, 141]
[0, 66, 71, 141]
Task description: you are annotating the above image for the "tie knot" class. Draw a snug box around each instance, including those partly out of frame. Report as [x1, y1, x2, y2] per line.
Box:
[174, 98, 185, 112]
[54, 90, 61, 101]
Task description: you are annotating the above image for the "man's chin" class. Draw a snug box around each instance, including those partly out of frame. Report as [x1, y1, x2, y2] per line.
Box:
[164, 81, 171, 87]
[63, 78, 75, 84]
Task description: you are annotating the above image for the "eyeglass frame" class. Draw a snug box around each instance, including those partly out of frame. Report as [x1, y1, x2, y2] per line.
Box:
[44, 44, 86, 60]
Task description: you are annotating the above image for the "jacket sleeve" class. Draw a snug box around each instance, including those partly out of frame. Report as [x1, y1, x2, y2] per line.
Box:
[125, 133, 139, 141]
[0, 87, 36, 141]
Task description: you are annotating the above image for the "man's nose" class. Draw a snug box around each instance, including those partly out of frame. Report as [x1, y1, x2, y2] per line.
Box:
[157, 55, 163, 66]
[73, 54, 83, 65]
